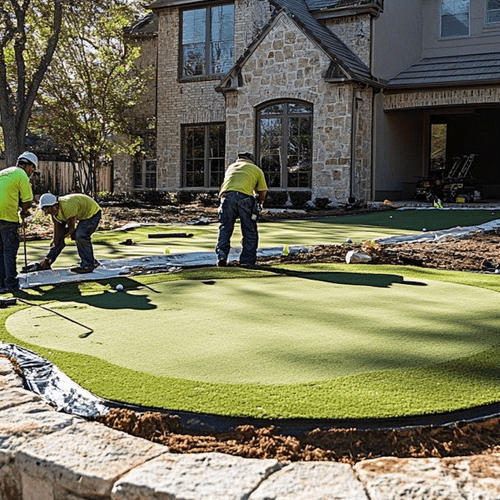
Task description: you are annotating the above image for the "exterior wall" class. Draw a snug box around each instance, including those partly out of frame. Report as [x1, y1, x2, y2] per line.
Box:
[384, 86, 500, 111]
[372, 0, 423, 81]
[114, 35, 158, 194]
[226, 13, 372, 202]
[154, 0, 274, 191]
[422, 0, 500, 58]
[323, 14, 372, 67]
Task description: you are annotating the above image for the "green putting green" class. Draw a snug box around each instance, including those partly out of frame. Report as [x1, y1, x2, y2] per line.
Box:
[3, 264, 500, 419]
[5, 209, 500, 420]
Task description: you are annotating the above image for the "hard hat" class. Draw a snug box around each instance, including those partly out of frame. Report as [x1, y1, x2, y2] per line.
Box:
[39, 193, 58, 209]
[17, 151, 39, 169]
[238, 152, 255, 163]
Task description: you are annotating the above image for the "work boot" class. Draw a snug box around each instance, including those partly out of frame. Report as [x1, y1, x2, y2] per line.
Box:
[70, 265, 95, 274]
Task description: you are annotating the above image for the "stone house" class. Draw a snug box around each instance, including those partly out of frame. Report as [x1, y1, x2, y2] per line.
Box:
[114, 0, 500, 203]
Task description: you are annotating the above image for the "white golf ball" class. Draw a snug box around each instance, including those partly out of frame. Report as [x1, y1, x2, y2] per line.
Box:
[422, 227, 427, 232]
[346, 238, 353, 243]
[116, 284, 124, 291]
[390, 215, 393, 219]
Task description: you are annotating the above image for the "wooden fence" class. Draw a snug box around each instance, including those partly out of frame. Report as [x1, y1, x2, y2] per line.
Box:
[0, 159, 112, 195]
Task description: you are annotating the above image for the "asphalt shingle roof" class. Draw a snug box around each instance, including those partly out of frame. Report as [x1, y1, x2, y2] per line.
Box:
[388, 52, 500, 88]
[270, 0, 374, 82]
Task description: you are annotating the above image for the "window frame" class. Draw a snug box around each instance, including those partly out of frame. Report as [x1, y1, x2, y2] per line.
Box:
[440, 0, 470, 38]
[133, 159, 157, 190]
[179, 1, 235, 81]
[181, 122, 226, 189]
[486, 0, 500, 24]
[256, 100, 313, 190]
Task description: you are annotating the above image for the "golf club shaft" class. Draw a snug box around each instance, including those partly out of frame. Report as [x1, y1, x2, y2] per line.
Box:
[22, 221, 28, 269]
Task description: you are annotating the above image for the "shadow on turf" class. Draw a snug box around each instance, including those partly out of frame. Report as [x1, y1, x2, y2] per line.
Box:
[15, 277, 156, 312]
[266, 267, 427, 288]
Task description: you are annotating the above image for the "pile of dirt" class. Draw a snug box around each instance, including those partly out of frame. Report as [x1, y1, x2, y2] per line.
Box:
[97, 408, 500, 465]
[258, 232, 500, 273]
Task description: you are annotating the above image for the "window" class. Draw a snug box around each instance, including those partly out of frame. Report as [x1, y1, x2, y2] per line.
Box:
[182, 123, 226, 187]
[257, 101, 313, 189]
[134, 159, 157, 189]
[181, 3, 234, 78]
[487, 0, 500, 24]
[441, 0, 470, 37]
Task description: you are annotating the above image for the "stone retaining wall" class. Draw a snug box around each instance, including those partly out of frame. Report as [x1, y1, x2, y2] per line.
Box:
[2, 356, 500, 499]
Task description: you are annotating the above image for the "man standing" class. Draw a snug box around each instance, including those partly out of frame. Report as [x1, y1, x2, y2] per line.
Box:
[38, 192, 102, 274]
[0, 152, 37, 292]
[216, 152, 267, 267]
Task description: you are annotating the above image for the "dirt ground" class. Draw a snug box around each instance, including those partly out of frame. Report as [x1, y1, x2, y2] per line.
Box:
[28, 202, 500, 463]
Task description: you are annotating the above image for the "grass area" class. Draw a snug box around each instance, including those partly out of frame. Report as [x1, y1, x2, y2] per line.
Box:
[4, 264, 500, 419]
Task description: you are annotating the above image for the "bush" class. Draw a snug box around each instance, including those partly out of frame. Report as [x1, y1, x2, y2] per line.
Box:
[265, 191, 288, 208]
[197, 192, 219, 207]
[288, 191, 311, 209]
[313, 197, 330, 209]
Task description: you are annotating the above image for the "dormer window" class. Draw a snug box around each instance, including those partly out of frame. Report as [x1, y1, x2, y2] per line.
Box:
[441, 0, 470, 37]
[487, 0, 500, 24]
[181, 3, 234, 78]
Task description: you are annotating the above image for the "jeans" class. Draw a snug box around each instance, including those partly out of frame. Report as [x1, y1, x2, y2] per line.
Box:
[0, 220, 20, 290]
[216, 192, 258, 265]
[74, 211, 101, 268]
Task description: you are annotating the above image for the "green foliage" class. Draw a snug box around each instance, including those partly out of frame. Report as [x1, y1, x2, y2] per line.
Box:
[31, 0, 153, 192]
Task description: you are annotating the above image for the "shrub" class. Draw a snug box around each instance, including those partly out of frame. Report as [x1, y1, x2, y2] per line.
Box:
[288, 191, 311, 209]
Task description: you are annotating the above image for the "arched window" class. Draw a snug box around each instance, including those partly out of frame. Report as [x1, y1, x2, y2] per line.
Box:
[441, 0, 470, 37]
[257, 101, 313, 189]
[487, 0, 500, 24]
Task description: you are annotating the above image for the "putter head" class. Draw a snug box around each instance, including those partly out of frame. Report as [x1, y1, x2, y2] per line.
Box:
[22, 261, 51, 273]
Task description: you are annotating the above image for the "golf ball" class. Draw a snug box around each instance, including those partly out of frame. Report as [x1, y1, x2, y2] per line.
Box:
[390, 215, 393, 219]
[422, 227, 427, 232]
[346, 238, 353, 243]
[116, 284, 124, 291]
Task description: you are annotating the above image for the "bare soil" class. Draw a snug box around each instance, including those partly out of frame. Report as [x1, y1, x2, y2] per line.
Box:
[31, 202, 500, 464]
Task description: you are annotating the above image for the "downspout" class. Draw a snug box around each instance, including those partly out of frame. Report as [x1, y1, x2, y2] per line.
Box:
[349, 84, 359, 204]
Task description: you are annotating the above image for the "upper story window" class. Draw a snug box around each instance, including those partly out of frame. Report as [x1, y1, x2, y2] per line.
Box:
[487, 0, 500, 24]
[441, 0, 470, 37]
[181, 3, 234, 78]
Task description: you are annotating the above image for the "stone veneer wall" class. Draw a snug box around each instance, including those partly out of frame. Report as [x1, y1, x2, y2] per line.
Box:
[225, 13, 372, 202]
[384, 86, 500, 111]
[323, 14, 372, 68]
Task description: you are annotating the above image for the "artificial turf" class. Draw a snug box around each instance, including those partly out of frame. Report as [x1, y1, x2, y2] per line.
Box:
[3, 264, 500, 419]
[4, 208, 500, 420]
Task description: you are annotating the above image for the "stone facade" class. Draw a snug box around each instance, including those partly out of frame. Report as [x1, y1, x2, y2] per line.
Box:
[116, 0, 377, 202]
[224, 13, 372, 201]
[384, 86, 500, 111]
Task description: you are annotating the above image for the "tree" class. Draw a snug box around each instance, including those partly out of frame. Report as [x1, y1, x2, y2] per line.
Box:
[32, 0, 152, 194]
[0, 0, 63, 166]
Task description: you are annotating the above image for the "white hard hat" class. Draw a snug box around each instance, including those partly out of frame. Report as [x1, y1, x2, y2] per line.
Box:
[39, 193, 58, 209]
[17, 151, 39, 169]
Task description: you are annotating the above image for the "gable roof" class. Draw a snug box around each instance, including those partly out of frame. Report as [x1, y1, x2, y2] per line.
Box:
[388, 52, 500, 88]
[269, 0, 376, 84]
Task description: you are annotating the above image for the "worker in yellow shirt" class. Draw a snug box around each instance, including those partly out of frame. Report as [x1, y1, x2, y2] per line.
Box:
[216, 152, 267, 266]
[0, 152, 37, 291]
[38, 193, 102, 274]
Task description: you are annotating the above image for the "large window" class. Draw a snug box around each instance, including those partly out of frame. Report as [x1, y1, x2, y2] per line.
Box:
[441, 0, 470, 37]
[487, 0, 500, 24]
[182, 123, 226, 187]
[181, 3, 234, 78]
[257, 101, 313, 189]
